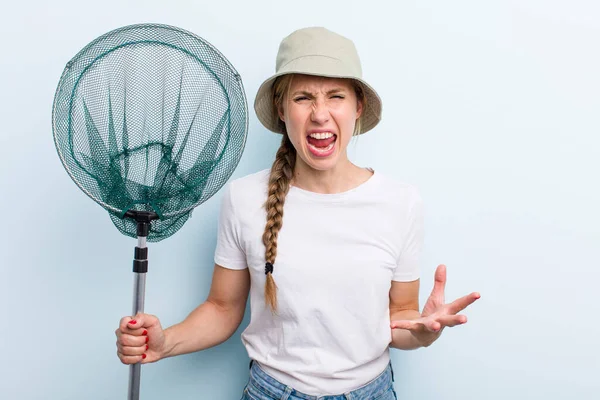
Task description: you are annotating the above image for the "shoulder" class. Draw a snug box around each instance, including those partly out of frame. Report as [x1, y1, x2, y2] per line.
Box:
[227, 169, 270, 196]
[371, 171, 422, 209]
[221, 169, 270, 213]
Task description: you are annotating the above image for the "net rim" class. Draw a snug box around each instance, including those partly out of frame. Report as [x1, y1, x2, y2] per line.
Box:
[52, 22, 248, 219]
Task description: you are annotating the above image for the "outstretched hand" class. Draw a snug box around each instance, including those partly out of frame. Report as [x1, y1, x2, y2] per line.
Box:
[391, 264, 480, 347]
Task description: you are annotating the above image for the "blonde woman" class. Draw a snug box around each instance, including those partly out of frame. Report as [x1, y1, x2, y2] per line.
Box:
[116, 27, 480, 399]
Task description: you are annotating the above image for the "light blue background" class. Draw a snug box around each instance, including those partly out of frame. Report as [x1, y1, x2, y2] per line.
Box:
[1, 1, 598, 399]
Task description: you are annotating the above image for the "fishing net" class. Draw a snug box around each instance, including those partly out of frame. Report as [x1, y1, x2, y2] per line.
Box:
[52, 23, 248, 399]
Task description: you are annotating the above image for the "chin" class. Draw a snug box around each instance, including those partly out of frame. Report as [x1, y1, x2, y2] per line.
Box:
[302, 151, 340, 171]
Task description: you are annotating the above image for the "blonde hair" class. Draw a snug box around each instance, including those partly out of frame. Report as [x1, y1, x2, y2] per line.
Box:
[262, 74, 366, 312]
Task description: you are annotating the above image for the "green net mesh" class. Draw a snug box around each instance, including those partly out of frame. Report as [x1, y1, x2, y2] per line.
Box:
[52, 24, 248, 241]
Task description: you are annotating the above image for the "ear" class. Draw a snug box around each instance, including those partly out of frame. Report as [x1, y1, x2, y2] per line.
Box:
[356, 98, 363, 120]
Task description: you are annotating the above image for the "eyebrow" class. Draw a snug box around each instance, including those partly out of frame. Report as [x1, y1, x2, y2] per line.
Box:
[291, 88, 347, 97]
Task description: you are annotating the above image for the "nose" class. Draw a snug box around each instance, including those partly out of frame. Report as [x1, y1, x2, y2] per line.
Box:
[310, 99, 330, 125]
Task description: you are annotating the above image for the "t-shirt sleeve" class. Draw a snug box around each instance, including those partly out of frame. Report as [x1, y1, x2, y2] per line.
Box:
[393, 188, 424, 281]
[213, 183, 248, 270]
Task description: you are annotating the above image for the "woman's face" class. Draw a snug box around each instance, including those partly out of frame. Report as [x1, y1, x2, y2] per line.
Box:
[278, 75, 363, 172]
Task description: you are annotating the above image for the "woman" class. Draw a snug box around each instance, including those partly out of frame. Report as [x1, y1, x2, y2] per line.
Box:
[116, 27, 480, 399]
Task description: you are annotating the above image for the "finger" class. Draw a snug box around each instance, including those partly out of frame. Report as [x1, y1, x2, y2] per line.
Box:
[431, 264, 447, 300]
[119, 313, 160, 332]
[119, 316, 138, 333]
[117, 352, 146, 365]
[119, 333, 149, 347]
[436, 314, 467, 328]
[447, 292, 481, 314]
[117, 343, 148, 356]
[116, 327, 147, 338]
[427, 320, 442, 332]
[390, 320, 423, 331]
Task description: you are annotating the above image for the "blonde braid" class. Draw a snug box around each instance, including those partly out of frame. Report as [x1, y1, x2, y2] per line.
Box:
[262, 134, 295, 312]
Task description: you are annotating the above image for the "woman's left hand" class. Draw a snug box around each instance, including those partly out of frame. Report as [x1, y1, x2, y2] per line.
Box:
[390, 264, 480, 347]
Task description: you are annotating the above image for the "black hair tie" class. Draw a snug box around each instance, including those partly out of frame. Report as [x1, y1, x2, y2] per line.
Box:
[264, 262, 274, 275]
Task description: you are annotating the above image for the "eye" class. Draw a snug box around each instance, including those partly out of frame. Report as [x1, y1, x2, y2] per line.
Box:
[293, 96, 309, 102]
[331, 95, 345, 99]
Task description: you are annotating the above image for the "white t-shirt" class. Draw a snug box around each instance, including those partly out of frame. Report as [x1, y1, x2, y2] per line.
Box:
[214, 169, 423, 395]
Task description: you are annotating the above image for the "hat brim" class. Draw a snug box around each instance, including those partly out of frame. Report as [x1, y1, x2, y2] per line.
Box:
[254, 70, 382, 135]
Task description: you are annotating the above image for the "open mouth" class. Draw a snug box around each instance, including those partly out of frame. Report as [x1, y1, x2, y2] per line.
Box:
[306, 132, 337, 157]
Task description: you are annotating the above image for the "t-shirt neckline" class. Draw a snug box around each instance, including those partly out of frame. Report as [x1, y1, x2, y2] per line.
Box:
[288, 168, 379, 202]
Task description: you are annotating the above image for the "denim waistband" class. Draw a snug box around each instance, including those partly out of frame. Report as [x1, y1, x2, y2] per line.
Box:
[247, 360, 395, 400]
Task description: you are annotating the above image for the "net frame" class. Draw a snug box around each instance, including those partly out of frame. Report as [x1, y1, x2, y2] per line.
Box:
[52, 23, 248, 224]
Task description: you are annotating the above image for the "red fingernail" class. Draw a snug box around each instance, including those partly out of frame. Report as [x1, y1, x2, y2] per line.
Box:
[142, 330, 147, 335]
[145, 336, 149, 343]
[146, 344, 149, 350]
[128, 320, 137, 325]
[142, 354, 146, 359]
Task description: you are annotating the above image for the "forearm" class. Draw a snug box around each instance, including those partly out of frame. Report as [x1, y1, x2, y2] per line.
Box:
[390, 309, 423, 350]
[162, 300, 244, 358]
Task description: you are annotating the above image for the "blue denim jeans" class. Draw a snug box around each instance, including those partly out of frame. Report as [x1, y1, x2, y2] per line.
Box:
[240, 360, 398, 400]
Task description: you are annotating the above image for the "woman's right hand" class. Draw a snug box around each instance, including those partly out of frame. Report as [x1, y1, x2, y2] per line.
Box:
[116, 313, 166, 364]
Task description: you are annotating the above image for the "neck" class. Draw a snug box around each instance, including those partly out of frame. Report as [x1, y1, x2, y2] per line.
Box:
[291, 153, 372, 194]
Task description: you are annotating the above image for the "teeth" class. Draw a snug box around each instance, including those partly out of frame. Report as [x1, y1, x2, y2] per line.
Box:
[309, 132, 334, 140]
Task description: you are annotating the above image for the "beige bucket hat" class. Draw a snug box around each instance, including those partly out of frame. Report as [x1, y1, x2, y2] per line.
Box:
[254, 27, 382, 135]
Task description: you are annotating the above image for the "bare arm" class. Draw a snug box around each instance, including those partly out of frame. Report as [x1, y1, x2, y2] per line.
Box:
[161, 264, 250, 358]
[389, 279, 423, 350]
